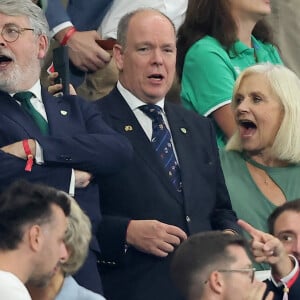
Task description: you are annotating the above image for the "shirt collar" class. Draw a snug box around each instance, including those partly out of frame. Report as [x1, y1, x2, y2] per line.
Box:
[10, 80, 42, 101]
[117, 81, 165, 113]
[228, 35, 260, 58]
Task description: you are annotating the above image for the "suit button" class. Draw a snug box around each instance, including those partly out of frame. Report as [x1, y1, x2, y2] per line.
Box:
[186, 216, 191, 223]
[59, 155, 72, 161]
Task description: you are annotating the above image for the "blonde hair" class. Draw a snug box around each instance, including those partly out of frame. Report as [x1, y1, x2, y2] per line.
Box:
[226, 63, 300, 163]
[61, 196, 92, 276]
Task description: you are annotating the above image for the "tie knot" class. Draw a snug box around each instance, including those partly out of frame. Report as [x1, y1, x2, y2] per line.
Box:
[14, 91, 34, 103]
[139, 104, 162, 121]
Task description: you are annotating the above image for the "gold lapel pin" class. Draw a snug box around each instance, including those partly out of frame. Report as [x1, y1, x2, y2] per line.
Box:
[60, 110, 68, 116]
[124, 125, 133, 132]
[180, 127, 187, 134]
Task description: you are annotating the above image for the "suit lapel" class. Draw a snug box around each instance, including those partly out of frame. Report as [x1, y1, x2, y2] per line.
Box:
[0, 91, 43, 137]
[164, 103, 196, 205]
[105, 89, 161, 172]
[105, 89, 184, 203]
[42, 89, 74, 135]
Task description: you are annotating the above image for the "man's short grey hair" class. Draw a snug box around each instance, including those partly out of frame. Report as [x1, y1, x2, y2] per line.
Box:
[0, 0, 49, 43]
[117, 8, 176, 48]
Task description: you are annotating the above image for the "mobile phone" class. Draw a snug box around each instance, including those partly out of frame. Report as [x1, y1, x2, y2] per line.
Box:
[95, 38, 117, 50]
[53, 46, 70, 96]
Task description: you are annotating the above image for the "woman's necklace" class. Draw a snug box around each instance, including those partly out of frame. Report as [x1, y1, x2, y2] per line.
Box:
[243, 153, 272, 185]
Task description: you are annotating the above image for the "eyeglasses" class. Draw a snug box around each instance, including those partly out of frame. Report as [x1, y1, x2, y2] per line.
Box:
[218, 268, 256, 283]
[1, 24, 34, 43]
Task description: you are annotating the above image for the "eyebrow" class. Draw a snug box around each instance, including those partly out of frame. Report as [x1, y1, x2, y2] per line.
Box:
[2, 22, 20, 27]
[276, 230, 296, 236]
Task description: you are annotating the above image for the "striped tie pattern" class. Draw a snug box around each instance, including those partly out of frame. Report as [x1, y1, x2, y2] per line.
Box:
[139, 104, 182, 192]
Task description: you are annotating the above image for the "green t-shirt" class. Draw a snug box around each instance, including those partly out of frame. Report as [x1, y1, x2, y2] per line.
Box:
[181, 35, 283, 147]
[220, 150, 300, 270]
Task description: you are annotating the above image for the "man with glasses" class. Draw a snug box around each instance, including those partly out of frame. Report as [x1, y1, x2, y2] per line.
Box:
[171, 231, 274, 300]
[0, 0, 132, 296]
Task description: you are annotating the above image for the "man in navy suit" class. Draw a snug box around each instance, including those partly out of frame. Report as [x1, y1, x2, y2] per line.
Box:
[45, 0, 113, 87]
[0, 0, 132, 295]
[96, 8, 240, 300]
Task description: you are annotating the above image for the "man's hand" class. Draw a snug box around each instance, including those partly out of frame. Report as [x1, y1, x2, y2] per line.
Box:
[74, 169, 93, 188]
[126, 220, 187, 257]
[48, 72, 77, 96]
[238, 219, 294, 278]
[65, 30, 111, 72]
[246, 281, 273, 300]
[1, 139, 36, 160]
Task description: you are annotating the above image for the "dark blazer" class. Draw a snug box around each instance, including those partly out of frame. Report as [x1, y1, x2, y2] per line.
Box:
[265, 274, 300, 300]
[0, 89, 132, 294]
[46, 0, 112, 31]
[96, 87, 239, 300]
[45, 0, 113, 86]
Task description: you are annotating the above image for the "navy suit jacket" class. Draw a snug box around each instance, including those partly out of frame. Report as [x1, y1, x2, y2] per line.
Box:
[46, 0, 112, 31]
[96, 87, 239, 300]
[0, 89, 132, 294]
[45, 0, 113, 86]
[265, 275, 300, 300]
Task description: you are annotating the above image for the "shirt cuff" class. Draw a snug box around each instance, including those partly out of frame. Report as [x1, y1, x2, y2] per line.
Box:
[35, 141, 44, 164]
[69, 169, 75, 196]
[51, 21, 73, 38]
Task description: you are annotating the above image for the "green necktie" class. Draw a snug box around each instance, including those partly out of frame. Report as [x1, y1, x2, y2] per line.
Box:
[14, 91, 49, 135]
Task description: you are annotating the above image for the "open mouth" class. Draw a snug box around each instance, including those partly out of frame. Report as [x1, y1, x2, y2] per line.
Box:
[0, 55, 13, 67]
[238, 119, 257, 137]
[148, 73, 164, 81]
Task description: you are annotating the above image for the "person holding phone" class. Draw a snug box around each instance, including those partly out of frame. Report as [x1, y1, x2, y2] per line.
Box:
[0, 0, 132, 296]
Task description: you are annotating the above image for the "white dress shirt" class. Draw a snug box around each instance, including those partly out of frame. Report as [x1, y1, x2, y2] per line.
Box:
[99, 0, 188, 39]
[117, 81, 179, 163]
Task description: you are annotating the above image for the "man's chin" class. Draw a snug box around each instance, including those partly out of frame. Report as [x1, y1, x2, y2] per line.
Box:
[27, 272, 54, 288]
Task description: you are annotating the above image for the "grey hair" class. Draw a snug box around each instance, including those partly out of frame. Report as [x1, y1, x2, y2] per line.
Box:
[61, 196, 92, 276]
[117, 8, 176, 48]
[0, 0, 49, 43]
[227, 63, 300, 163]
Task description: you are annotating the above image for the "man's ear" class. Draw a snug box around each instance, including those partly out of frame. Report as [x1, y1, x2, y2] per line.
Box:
[113, 44, 124, 72]
[206, 271, 224, 295]
[37, 34, 49, 59]
[28, 224, 43, 252]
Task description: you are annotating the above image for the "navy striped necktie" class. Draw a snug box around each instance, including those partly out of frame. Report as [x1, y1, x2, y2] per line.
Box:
[139, 104, 182, 192]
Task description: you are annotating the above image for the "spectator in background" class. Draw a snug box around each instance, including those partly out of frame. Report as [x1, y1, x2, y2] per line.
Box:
[239, 216, 300, 300]
[96, 8, 240, 300]
[0, 0, 132, 294]
[28, 196, 105, 300]
[45, 0, 112, 88]
[45, 0, 187, 101]
[177, 0, 282, 147]
[0, 180, 70, 300]
[171, 231, 274, 300]
[267, 0, 300, 77]
[220, 64, 300, 270]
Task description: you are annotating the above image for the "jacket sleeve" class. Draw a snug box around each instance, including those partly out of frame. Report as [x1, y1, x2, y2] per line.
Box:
[45, 0, 70, 30]
[207, 121, 241, 234]
[36, 97, 133, 175]
[0, 150, 72, 192]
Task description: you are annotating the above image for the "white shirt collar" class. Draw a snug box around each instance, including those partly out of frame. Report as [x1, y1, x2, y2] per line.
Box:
[11, 80, 42, 101]
[117, 81, 165, 113]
